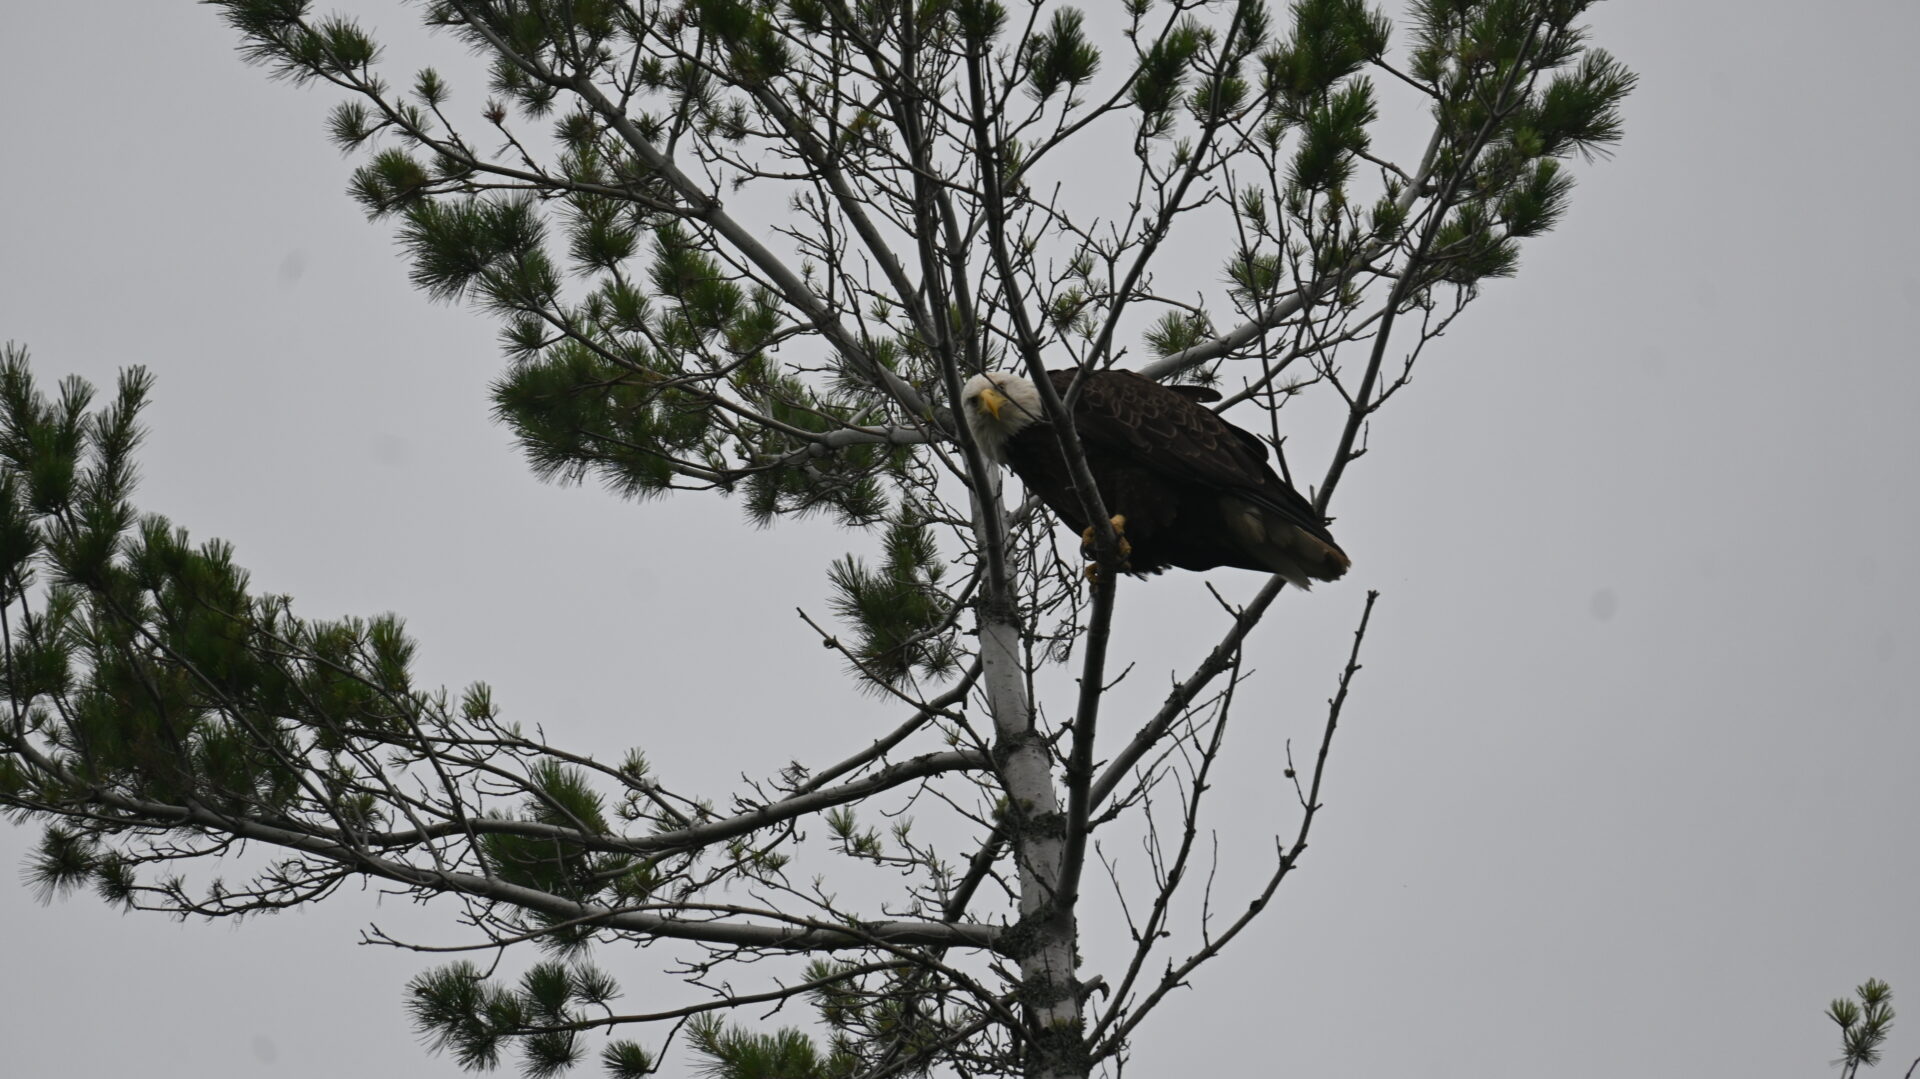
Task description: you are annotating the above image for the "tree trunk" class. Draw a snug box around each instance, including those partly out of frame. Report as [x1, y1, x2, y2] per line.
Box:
[974, 474, 1085, 1079]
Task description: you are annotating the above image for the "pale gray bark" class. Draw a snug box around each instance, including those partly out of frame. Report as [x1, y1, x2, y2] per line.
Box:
[972, 466, 1084, 1079]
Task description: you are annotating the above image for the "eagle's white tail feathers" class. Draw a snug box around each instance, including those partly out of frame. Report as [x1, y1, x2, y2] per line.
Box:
[1224, 498, 1347, 589]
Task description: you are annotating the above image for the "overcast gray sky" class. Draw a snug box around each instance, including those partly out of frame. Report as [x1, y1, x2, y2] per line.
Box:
[2, 2, 1917, 1077]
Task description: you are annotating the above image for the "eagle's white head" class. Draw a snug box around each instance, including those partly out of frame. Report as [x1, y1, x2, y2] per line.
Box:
[959, 371, 1046, 464]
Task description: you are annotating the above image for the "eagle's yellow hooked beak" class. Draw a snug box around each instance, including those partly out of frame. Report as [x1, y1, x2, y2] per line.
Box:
[977, 386, 1007, 422]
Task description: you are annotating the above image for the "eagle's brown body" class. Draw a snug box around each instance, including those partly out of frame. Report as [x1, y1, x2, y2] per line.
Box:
[963, 369, 1349, 586]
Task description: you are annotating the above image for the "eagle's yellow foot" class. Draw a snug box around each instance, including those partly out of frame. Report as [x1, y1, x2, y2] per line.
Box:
[1081, 514, 1132, 577]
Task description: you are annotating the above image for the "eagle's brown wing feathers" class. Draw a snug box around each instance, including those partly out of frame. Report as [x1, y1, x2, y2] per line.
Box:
[1049, 369, 1336, 548]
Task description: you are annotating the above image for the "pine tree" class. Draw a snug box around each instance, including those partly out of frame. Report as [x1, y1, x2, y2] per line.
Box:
[2, 3, 1631, 1076]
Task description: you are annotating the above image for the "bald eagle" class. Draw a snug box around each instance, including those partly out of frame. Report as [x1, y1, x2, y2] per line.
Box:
[959, 369, 1349, 587]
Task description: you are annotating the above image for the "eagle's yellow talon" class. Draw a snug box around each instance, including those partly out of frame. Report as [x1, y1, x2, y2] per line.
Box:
[1082, 514, 1132, 576]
